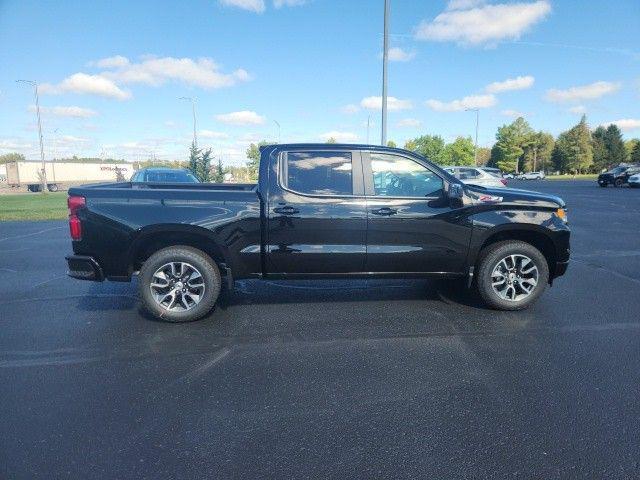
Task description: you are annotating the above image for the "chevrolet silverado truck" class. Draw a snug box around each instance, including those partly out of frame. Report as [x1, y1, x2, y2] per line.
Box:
[66, 144, 570, 322]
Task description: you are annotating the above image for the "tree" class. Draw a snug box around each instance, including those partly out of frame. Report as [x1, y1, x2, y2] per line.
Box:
[246, 140, 273, 180]
[476, 147, 491, 166]
[603, 124, 626, 167]
[403, 139, 417, 151]
[188, 142, 201, 179]
[442, 136, 475, 166]
[0, 152, 26, 164]
[631, 141, 640, 163]
[625, 139, 639, 161]
[524, 132, 554, 172]
[407, 135, 446, 164]
[592, 126, 608, 172]
[386, 140, 397, 148]
[490, 117, 533, 173]
[197, 148, 212, 182]
[553, 116, 593, 174]
[212, 158, 225, 183]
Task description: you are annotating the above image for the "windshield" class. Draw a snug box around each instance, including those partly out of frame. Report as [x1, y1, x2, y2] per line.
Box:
[608, 167, 627, 174]
[145, 171, 200, 183]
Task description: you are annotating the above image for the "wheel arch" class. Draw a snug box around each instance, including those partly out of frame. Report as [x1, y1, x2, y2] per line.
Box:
[473, 224, 557, 282]
[129, 224, 230, 273]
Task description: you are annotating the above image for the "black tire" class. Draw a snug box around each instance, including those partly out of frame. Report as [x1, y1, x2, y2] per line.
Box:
[614, 178, 624, 187]
[47, 183, 59, 192]
[138, 246, 221, 322]
[475, 240, 549, 311]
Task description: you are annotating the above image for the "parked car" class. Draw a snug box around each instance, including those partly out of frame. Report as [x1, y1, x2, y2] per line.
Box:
[479, 167, 503, 177]
[628, 173, 640, 188]
[66, 144, 570, 322]
[520, 171, 546, 180]
[131, 168, 200, 183]
[503, 173, 516, 179]
[597, 165, 640, 187]
[443, 166, 507, 188]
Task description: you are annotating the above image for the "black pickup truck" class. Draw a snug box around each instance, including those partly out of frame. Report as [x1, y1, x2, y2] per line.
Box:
[66, 144, 570, 322]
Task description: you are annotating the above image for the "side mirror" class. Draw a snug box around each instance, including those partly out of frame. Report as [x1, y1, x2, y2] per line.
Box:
[448, 183, 464, 199]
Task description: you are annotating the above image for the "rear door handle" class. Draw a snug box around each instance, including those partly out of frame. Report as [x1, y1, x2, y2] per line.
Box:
[273, 206, 299, 215]
[371, 207, 397, 216]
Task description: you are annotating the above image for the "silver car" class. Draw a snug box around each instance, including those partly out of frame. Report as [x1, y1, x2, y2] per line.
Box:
[444, 166, 507, 188]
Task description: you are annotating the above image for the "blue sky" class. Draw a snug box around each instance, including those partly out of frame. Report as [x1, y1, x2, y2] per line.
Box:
[0, 0, 638, 164]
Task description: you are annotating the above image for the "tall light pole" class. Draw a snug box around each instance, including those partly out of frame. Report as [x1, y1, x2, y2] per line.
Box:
[17, 79, 47, 192]
[366, 115, 371, 144]
[273, 120, 281, 143]
[179, 97, 198, 148]
[465, 107, 479, 165]
[380, 0, 390, 146]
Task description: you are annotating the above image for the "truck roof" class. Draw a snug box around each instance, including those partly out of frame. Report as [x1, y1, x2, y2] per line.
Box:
[260, 143, 415, 154]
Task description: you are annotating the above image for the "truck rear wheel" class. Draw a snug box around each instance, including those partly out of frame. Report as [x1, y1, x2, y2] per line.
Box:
[139, 246, 221, 322]
[475, 240, 549, 311]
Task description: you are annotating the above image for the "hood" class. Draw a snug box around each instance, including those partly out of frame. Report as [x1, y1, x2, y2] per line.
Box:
[465, 184, 565, 209]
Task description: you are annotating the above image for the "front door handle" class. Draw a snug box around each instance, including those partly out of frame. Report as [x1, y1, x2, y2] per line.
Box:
[273, 205, 299, 215]
[371, 207, 397, 216]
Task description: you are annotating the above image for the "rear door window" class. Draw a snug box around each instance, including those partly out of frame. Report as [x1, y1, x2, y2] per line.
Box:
[284, 151, 353, 195]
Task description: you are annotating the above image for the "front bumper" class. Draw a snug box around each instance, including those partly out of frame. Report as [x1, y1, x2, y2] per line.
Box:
[554, 259, 569, 278]
[66, 255, 104, 281]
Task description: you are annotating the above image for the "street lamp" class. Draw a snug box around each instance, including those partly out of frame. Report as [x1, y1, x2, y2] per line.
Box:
[179, 97, 198, 148]
[273, 120, 281, 144]
[465, 107, 479, 166]
[380, 0, 390, 146]
[16, 79, 47, 192]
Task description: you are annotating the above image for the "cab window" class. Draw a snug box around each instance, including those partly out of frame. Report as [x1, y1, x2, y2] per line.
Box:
[285, 151, 352, 195]
[370, 153, 443, 198]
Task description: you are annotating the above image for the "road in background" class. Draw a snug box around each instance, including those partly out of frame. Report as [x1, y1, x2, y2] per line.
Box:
[1, 180, 639, 479]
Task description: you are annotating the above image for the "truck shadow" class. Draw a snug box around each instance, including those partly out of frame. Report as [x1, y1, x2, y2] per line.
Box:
[215, 278, 484, 309]
[75, 278, 485, 321]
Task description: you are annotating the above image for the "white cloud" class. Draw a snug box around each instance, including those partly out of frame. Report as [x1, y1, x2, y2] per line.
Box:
[426, 94, 496, 112]
[386, 47, 416, 62]
[545, 81, 621, 103]
[415, 0, 551, 46]
[40, 73, 131, 100]
[100, 56, 251, 89]
[485, 75, 534, 93]
[500, 109, 525, 117]
[568, 105, 587, 114]
[601, 119, 640, 132]
[360, 96, 413, 111]
[319, 131, 359, 142]
[447, 0, 486, 10]
[199, 130, 230, 139]
[397, 118, 422, 127]
[341, 104, 360, 114]
[220, 0, 265, 13]
[90, 55, 130, 69]
[29, 105, 98, 118]
[274, 0, 306, 7]
[215, 111, 266, 125]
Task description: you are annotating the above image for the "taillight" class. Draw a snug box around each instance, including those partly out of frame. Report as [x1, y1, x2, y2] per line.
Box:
[500, 178, 508, 185]
[67, 196, 85, 241]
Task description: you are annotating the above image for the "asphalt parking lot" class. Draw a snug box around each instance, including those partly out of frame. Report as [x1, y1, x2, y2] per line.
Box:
[1, 180, 639, 479]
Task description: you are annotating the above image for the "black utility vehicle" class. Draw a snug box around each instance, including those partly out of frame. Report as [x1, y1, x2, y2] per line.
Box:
[597, 165, 640, 187]
[66, 144, 570, 322]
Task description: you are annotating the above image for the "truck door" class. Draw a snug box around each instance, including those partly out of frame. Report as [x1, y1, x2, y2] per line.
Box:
[363, 151, 472, 274]
[266, 148, 367, 274]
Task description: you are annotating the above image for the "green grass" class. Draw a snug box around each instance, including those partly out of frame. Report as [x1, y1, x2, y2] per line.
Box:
[546, 174, 598, 180]
[0, 192, 68, 221]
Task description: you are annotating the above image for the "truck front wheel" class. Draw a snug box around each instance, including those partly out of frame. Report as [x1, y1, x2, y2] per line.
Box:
[139, 246, 221, 322]
[475, 240, 549, 311]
